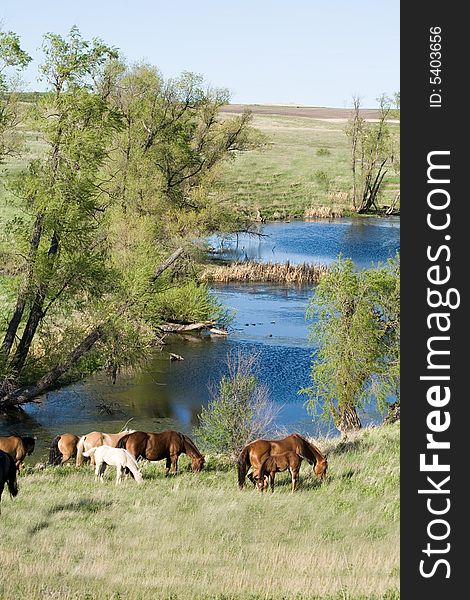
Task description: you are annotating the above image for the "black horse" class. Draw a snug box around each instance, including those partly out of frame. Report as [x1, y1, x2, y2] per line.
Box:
[0, 449, 19, 512]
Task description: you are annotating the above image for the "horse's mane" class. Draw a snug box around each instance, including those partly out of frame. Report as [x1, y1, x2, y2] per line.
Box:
[291, 433, 326, 464]
[181, 434, 203, 459]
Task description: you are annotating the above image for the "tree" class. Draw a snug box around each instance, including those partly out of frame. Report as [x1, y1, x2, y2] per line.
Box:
[196, 351, 280, 460]
[0, 28, 125, 404]
[0, 29, 262, 409]
[304, 256, 400, 433]
[346, 94, 399, 214]
[105, 63, 261, 240]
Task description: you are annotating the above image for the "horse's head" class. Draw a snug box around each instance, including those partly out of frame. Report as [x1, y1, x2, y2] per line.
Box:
[191, 455, 205, 472]
[82, 447, 97, 458]
[314, 455, 328, 480]
[22, 436, 37, 455]
[255, 474, 269, 492]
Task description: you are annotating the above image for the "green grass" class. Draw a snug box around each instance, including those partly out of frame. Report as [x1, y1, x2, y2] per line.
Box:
[0, 424, 399, 599]
[217, 114, 400, 220]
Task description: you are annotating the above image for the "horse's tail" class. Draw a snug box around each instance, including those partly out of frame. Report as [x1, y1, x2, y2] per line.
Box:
[7, 455, 18, 497]
[237, 445, 250, 490]
[76, 436, 87, 466]
[49, 435, 62, 466]
[116, 434, 131, 450]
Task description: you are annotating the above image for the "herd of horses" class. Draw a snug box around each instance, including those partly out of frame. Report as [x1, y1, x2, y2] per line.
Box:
[0, 429, 328, 510]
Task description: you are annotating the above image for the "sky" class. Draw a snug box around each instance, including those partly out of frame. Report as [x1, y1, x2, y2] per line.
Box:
[1, 1, 399, 108]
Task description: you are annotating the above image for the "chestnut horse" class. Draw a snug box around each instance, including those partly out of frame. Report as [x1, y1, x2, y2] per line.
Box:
[0, 435, 36, 470]
[76, 430, 134, 466]
[49, 433, 80, 465]
[237, 433, 327, 489]
[256, 451, 302, 493]
[0, 449, 18, 512]
[117, 430, 205, 475]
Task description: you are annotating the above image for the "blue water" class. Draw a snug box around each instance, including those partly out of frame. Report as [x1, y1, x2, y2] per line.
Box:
[208, 216, 400, 268]
[1, 218, 400, 456]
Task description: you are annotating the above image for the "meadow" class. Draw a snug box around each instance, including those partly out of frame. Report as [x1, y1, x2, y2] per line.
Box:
[0, 424, 400, 600]
[216, 111, 400, 220]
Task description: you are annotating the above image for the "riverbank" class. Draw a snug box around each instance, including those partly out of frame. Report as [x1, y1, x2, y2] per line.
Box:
[0, 423, 399, 600]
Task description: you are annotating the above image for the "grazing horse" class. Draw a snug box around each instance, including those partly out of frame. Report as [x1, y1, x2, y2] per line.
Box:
[49, 433, 80, 465]
[256, 451, 303, 493]
[76, 430, 135, 466]
[237, 433, 327, 489]
[0, 435, 36, 470]
[83, 446, 143, 485]
[0, 449, 18, 512]
[117, 430, 205, 475]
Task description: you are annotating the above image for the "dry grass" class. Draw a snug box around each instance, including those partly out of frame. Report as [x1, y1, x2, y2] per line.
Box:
[201, 261, 329, 285]
[0, 424, 399, 599]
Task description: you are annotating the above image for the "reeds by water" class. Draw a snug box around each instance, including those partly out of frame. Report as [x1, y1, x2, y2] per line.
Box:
[304, 204, 345, 219]
[201, 260, 328, 285]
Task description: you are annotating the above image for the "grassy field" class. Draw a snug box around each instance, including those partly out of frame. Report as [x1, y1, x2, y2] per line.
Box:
[216, 111, 400, 220]
[0, 424, 399, 600]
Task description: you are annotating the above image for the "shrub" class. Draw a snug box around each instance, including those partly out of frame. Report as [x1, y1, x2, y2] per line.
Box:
[153, 281, 233, 326]
[316, 147, 331, 156]
[195, 351, 280, 459]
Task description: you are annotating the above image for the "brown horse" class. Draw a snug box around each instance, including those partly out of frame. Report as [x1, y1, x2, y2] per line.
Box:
[76, 430, 134, 466]
[49, 433, 80, 465]
[0, 435, 36, 470]
[0, 449, 18, 512]
[237, 433, 327, 489]
[256, 451, 302, 493]
[117, 430, 205, 475]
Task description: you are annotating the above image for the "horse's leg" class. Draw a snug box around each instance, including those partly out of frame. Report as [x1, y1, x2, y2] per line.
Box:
[165, 457, 171, 477]
[116, 466, 123, 485]
[292, 468, 299, 492]
[170, 453, 178, 475]
[97, 461, 106, 482]
[270, 473, 275, 493]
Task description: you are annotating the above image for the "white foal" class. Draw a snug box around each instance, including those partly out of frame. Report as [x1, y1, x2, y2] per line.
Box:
[83, 445, 144, 484]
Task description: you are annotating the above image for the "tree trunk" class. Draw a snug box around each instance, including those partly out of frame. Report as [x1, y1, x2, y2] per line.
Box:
[336, 404, 362, 433]
[152, 247, 184, 281]
[9, 231, 60, 375]
[1, 213, 44, 356]
[1, 324, 106, 407]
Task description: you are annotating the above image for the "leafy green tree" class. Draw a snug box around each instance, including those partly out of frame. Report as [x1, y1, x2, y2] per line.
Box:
[0, 29, 262, 409]
[304, 256, 399, 433]
[0, 28, 122, 403]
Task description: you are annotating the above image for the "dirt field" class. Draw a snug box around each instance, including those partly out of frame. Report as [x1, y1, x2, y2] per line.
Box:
[220, 103, 382, 121]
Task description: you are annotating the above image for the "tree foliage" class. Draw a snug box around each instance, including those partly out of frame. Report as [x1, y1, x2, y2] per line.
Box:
[304, 255, 400, 433]
[0, 27, 260, 408]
